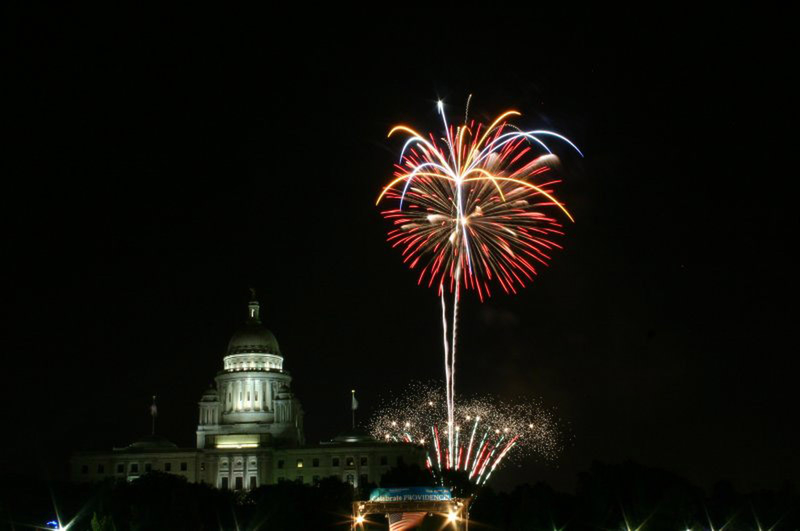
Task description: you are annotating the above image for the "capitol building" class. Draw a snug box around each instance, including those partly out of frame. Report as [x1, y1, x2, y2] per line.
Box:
[71, 295, 421, 490]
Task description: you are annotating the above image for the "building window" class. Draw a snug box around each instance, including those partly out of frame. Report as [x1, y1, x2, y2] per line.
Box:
[360, 456, 368, 466]
[332, 457, 340, 467]
[200, 463, 205, 471]
[235, 476, 243, 490]
[116, 463, 124, 473]
[164, 462, 172, 472]
[346, 456, 355, 467]
[180, 462, 188, 471]
[346, 474, 354, 485]
[81, 465, 88, 474]
[130, 463, 139, 473]
[296, 459, 304, 468]
[277, 460, 284, 469]
[360, 473, 368, 485]
[221, 477, 229, 490]
[97, 464, 105, 474]
[144, 463, 152, 473]
[249, 476, 257, 489]
[312, 458, 320, 468]
[380, 456, 388, 466]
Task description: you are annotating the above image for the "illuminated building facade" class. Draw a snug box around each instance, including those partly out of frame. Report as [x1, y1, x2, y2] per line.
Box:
[196, 297, 304, 452]
[71, 295, 421, 490]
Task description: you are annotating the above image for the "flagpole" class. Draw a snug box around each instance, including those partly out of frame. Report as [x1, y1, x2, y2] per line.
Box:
[151, 395, 157, 436]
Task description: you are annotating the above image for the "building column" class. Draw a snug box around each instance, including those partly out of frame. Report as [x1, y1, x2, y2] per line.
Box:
[247, 378, 256, 411]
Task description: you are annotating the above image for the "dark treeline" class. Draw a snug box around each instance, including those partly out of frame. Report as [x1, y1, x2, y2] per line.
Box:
[1, 461, 796, 530]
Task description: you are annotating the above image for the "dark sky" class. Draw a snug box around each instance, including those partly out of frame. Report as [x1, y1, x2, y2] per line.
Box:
[3, 5, 795, 492]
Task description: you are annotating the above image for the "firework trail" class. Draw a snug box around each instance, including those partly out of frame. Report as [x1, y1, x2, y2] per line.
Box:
[369, 383, 562, 487]
[376, 97, 580, 469]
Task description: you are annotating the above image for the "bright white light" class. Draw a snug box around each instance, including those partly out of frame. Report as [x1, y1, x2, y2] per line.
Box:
[355, 515, 365, 524]
[447, 511, 457, 522]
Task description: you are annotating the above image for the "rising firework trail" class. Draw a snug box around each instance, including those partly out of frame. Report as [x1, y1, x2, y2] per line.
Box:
[369, 383, 562, 488]
[376, 97, 580, 469]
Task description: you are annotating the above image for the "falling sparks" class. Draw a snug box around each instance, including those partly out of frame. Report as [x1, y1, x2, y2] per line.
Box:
[369, 383, 562, 487]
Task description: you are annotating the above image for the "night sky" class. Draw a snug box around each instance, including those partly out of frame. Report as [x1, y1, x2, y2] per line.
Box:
[4, 6, 795, 493]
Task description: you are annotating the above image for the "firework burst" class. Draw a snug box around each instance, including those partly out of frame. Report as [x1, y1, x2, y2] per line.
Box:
[376, 98, 581, 301]
[375, 97, 579, 477]
[369, 383, 562, 488]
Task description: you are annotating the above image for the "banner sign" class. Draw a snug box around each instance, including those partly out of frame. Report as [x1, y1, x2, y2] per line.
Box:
[369, 487, 452, 502]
